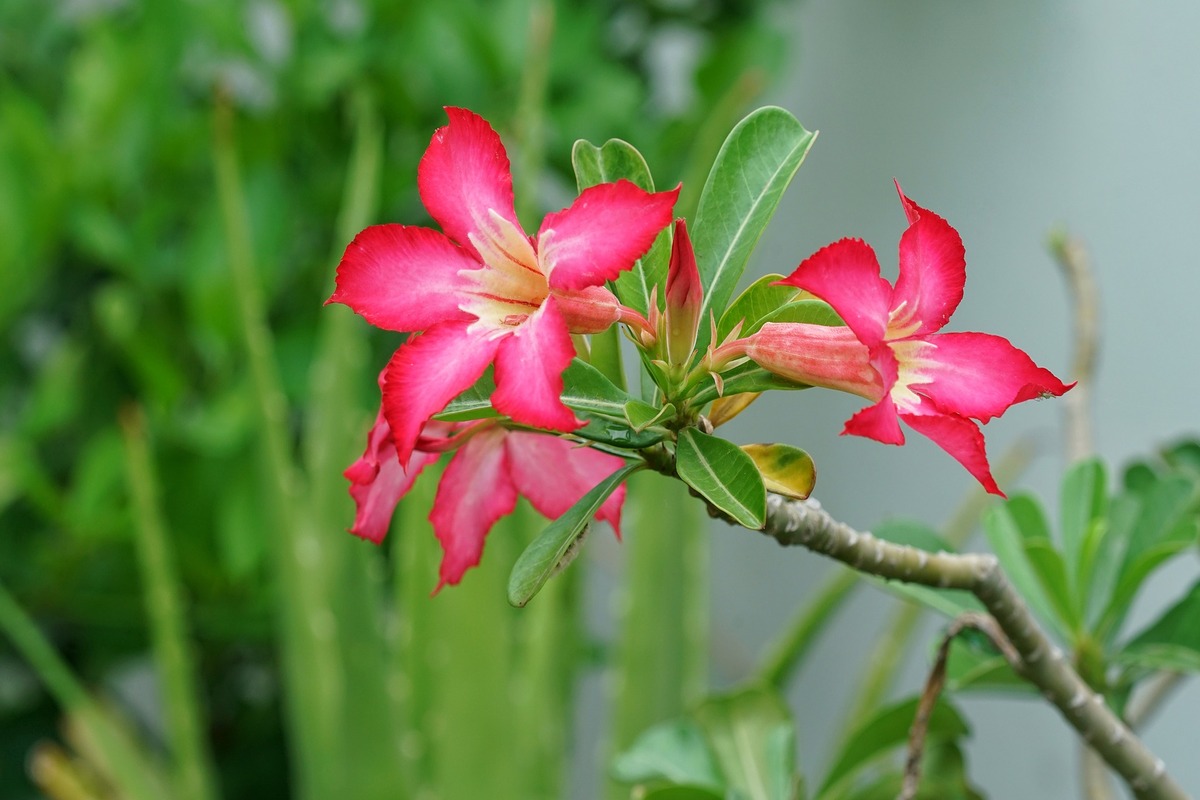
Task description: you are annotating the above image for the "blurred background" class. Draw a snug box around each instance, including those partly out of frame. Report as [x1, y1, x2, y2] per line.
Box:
[1, 0, 1197, 799]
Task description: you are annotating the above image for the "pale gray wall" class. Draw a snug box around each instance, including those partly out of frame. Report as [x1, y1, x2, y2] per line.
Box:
[705, 0, 1199, 796]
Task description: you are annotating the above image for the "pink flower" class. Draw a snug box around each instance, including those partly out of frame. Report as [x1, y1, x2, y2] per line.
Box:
[328, 108, 678, 466]
[744, 183, 1072, 495]
[345, 409, 626, 589]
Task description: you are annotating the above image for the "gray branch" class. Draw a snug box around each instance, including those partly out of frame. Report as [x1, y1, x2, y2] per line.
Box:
[759, 494, 1190, 800]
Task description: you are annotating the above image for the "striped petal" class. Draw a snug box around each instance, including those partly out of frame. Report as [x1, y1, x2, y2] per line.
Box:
[910, 332, 1074, 422]
[539, 181, 679, 291]
[889, 185, 966, 336]
[506, 432, 627, 535]
[778, 238, 893, 349]
[383, 321, 501, 467]
[429, 427, 518, 588]
[491, 297, 581, 431]
[901, 408, 1003, 496]
[418, 107, 525, 261]
[328, 224, 476, 332]
[344, 410, 439, 543]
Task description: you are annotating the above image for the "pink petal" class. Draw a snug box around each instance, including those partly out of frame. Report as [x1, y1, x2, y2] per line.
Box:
[327, 224, 476, 332]
[418, 107, 524, 261]
[505, 432, 627, 535]
[911, 332, 1074, 422]
[778, 238, 893, 349]
[429, 428, 518, 588]
[491, 297, 581, 431]
[539, 181, 679, 291]
[664, 218, 703, 365]
[889, 188, 966, 336]
[901, 409, 1003, 496]
[383, 321, 501, 467]
[344, 410, 439, 543]
[842, 396, 905, 445]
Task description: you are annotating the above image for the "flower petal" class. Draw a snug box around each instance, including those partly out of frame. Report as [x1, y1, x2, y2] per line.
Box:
[429, 428, 518, 588]
[539, 181, 679, 291]
[491, 296, 581, 431]
[327, 224, 476, 332]
[778, 238, 893, 349]
[505, 432, 627, 535]
[910, 332, 1073, 422]
[344, 410, 440, 544]
[842, 396, 905, 445]
[901, 409, 1003, 496]
[890, 187, 966, 336]
[383, 321, 501, 467]
[418, 107, 524, 261]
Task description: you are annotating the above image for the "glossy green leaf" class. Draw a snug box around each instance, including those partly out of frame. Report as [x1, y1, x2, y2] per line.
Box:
[759, 299, 843, 328]
[611, 720, 722, 791]
[508, 462, 641, 607]
[572, 138, 669, 317]
[840, 741, 982, 800]
[818, 697, 969, 799]
[691, 363, 810, 408]
[590, 324, 627, 391]
[693, 107, 816, 353]
[563, 360, 665, 449]
[716, 273, 799, 341]
[1004, 494, 1078, 633]
[675, 428, 766, 529]
[944, 637, 1029, 694]
[437, 371, 500, 421]
[626, 399, 676, 433]
[693, 687, 800, 800]
[1116, 579, 1200, 672]
[740, 443, 815, 501]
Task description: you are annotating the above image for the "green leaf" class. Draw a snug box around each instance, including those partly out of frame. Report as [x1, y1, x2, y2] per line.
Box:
[562, 359, 664, 449]
[675, 429, 766, 529]
[590, 323, 627, 391]
[1003, 494, 1079, 633]
[693, 687, 800, 800]
[612, 720, 723, 791]
[626, 399, 676, 433]
[1096, 475, 1198, 642]
[817, 698, 969, 799]
[944, 637, 1029, 694]
[839, 741, 983, 800]
[507, 463, 641, 607]
[1117, 580, 1200, 672]
[642, 787, 725, 800]
[437, 370, 499, 421]
[740, 443, 815, 501]
[691, 363, 810, 408]
[758, 299, 843, 328]
[572, 138, 668, 317]
[716, 273, 800, 342]
[693, 107, 817, 354]
[1060, 458, 1107, 586]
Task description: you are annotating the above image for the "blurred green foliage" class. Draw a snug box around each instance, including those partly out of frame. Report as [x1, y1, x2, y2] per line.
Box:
[0, 0, 791, 797]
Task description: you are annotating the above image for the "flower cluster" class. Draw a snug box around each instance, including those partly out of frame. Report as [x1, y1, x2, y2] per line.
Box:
[329, 108, 1071, 588]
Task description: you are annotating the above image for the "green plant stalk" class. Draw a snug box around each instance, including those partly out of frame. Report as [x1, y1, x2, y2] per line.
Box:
[607, 471, 708, 799]
[756, 567, 859, 690]
[303, 88, 408, 800]
[213, 93, 344, 800]
[120, 406, 219, 800]
[512, 0, 554, 226]
[0, 581, 168, 800]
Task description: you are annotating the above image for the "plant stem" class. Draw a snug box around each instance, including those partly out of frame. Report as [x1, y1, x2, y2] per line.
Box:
[120, 406, 219, 800]
[753, 494, 1189, 800]
[1048, 228, 1099, 464]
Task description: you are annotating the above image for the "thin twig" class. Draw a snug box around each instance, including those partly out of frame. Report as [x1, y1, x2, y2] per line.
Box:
[1048, 228, 1100, 464]
[898, 613, 1020, 800]
[752, 494, 1190, 800]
